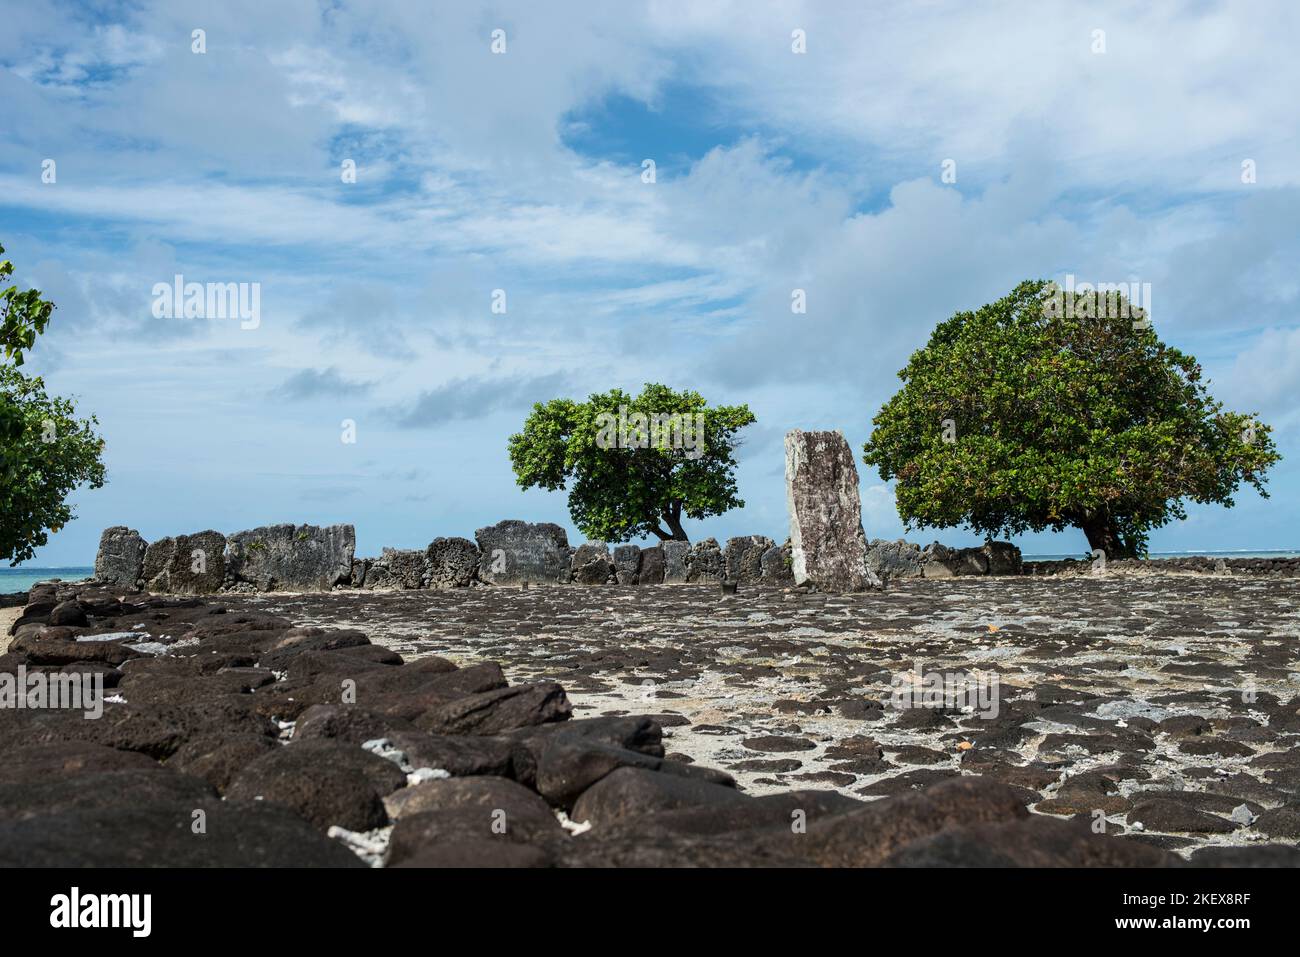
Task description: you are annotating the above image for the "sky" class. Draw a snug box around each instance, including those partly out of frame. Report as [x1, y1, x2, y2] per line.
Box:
[2, 0, 1298, 566]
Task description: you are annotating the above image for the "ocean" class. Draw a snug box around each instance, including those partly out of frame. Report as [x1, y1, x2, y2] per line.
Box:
[1, 566, 95, 595]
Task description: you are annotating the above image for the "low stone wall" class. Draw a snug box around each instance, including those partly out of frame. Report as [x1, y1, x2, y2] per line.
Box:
[94, 524, 356, 595]
[92, 522, 801, 595]
[1024, 555, 1300, 577]
[866, 539, 1023, 582]
[101, 523, 1284, 595]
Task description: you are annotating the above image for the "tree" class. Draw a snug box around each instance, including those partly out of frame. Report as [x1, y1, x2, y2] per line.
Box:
[862, 280, 1280, 559]
[508, 383, 755, 542]
[2, 243, 54, 367]
[0, 243, 106, 564]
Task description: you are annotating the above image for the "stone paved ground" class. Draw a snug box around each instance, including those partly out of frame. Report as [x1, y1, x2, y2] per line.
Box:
[225, 573, 1300, 858]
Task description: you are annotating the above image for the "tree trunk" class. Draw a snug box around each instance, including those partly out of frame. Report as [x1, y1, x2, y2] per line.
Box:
[662, 502, 689, 542]
[1078, 513, 1128, 559]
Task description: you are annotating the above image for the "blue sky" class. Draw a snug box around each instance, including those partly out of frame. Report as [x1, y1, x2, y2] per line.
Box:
[3, 0, 1299, 565]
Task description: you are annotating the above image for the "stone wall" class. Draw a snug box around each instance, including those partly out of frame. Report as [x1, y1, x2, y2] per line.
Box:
[1023, 555, 1300, 577]
[87, 522, 1075, 597]
[92, 521, 808, 595]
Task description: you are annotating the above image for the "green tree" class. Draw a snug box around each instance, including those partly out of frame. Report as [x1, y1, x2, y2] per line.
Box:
[2, 243, 55, 366]
[862, 280, 1280, 558]
[0, 243, 107, 564]
[508, 383, 755, 542]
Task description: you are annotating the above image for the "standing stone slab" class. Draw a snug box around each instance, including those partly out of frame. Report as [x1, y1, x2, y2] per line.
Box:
[474, 521, 572, 586]
[982, 541, 1023, 576]
[612, 545, 642, 585]
[686, 538, 724, 583]
[94, 527, 147, 590]
[225, 524, 355, 592]
[571, 543, 615, 585]
[760, 541, 794, 586]
[784, 430, 881, 592]
[637, 546, 665, 585]
[662, 542, 691, 583]
[350, 559, 372, 588]
[364, 548, 425, 590]
[425, 537, 479, 589]
[725, 536, 775, 584]
[867, 539, 925, 582]
[142, 530, 227, 594]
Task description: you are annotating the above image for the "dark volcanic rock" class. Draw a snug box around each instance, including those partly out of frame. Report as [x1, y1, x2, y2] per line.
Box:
[0, 742, 159, 783]
[385, 775, 558, 830]
[386, 730, 518, 778]
[1189, 844, 1300, 867]
[166, 733, 280, 792]
[534, 738, 664, 809]
[1126, 798, 1237, 834]
[0, 768, 218, 823]
[418, 682, 571, 736]
[225, 739, 406, 831]
[886, 815, 1179, 867]
[571, 766, 751, 826]
[0, 801, 365, 867]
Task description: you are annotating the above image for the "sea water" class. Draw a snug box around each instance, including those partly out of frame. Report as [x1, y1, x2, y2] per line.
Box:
[0, 567, 95, 595]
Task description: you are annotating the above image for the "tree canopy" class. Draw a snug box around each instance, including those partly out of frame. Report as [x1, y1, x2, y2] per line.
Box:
[862, 280, 1280, 558]
[1, 242, 106, 564]
[508, 383, 755, 542]
[2, 243, 54, 367]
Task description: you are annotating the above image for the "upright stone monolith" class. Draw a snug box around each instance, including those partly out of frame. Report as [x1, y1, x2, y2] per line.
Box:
[94, 526, 147, 590]
[784, 430, 881, 592]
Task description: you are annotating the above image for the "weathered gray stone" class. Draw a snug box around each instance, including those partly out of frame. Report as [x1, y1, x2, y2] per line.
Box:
[571, 543, 615, 585]
[225, 524, 355, 592]
[350, 559, 371, 588]
[612, 545, 642, 585]
[425, 537, 479, 589]
[93, 527, 147, 590]
[725, 536, 774, 584]
[982, 541, 1023, 576]
[867, 539, 925, 582]
[686, 538, 724, 583]
[760, 541, 794, 586]
[141, 530, 226, 594]
[638, 546, 665, 585]
[474, 520, 571, 586]
[920, 542, 1020, 577]
[364, 547, 425, 590]
[662, 542, 691, 583]
[784, 430, 881, 592]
